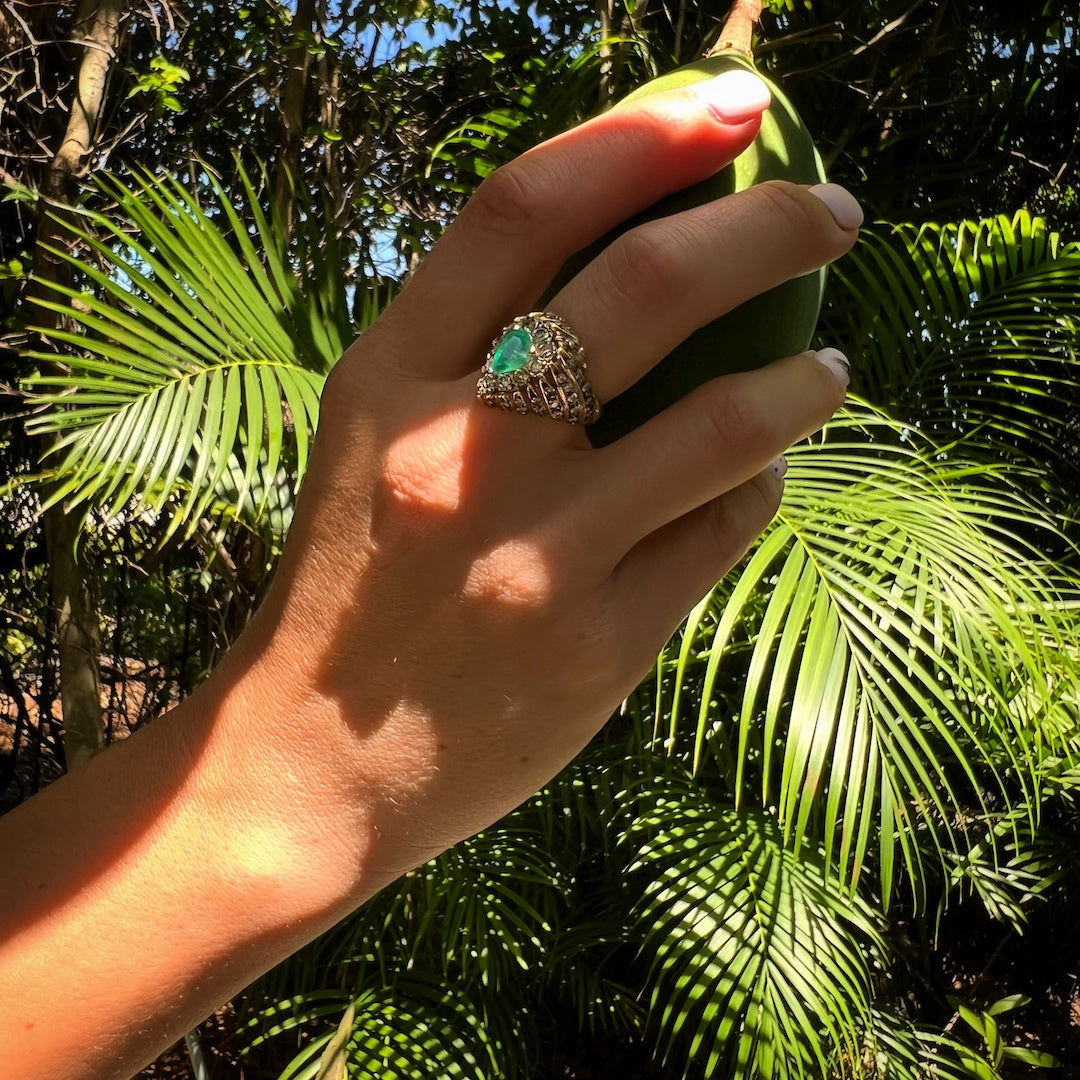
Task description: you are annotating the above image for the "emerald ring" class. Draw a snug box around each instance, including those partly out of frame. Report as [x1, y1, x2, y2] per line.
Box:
[477, 312, 600, 425]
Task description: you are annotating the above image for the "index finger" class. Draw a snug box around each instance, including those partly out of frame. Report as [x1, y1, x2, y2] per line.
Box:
[383, 69, 772, 377]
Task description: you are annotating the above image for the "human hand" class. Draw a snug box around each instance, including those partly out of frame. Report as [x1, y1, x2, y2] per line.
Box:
[235, 67, 860, 891]
[0, 69, 861, 1080]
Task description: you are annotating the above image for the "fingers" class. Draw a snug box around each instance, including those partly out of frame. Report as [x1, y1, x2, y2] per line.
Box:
[549, 181, 862, 404]
[381, 70, 772, 375]
[610, 467, 785, 652]
[571, 348, 848, 556]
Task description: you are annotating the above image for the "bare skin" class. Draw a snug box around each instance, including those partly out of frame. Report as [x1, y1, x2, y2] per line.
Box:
[0, 68, 860, 1079]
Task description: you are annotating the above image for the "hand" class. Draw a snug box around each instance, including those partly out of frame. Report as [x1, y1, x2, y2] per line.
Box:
[0, 68, 861, 1080]
[239, 67, 860, 883]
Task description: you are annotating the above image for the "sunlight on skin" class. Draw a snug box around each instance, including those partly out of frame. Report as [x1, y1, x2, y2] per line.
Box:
[380, 404, 474, 517]
[461, 537, 555, 607]
[379, 402, 557, 605]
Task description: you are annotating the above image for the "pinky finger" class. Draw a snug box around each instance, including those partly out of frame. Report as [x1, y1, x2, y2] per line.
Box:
[610, 463, 785, 657]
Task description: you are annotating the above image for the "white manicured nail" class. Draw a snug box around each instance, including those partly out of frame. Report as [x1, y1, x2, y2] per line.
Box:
[808, 183, 864, 230]
[814, 347, 850, 388]
[697, 69, 772, 123]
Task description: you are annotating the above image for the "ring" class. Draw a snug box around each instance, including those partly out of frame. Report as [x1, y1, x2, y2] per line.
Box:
[476, 312, 601, 425]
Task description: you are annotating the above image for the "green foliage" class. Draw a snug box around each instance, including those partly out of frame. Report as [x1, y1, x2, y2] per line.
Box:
[126, 56, 191, 115]
[665, 406, 1077, 903]
[826, 212, 1080, 476]
[314, 998, 354, 1080]
[428, 36, 650, 189]
[249, 977, 520, 1079]
[242, 816, 579, 1077]
[621, 782, 885, 1079]
[945, 995, 1061, 1075]
[21, 165, 352, 545]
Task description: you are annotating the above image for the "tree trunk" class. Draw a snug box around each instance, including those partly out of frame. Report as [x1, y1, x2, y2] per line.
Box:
[42, 507, 103, 769]
[273, 0, 322, 241]
[28, 0, 129, 770]
[597, 0, 616, 105]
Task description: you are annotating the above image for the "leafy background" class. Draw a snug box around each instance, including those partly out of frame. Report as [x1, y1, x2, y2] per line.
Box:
[2, 0, 1080, 1077]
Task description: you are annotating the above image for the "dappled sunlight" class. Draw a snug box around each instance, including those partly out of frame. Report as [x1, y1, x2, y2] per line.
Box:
[460, 537, 554, 607]
[379, 404, 475, 519]
[281, 392, 602, 876]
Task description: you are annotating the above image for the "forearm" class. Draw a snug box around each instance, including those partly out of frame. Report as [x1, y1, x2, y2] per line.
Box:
[0, 631, 397, 1080]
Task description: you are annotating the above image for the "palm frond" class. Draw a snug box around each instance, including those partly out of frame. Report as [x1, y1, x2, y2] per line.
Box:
[537, 919, 644, 1038]
[862, 1008, 1016, 1080]
[291, 818, 567, 1004]
[620, 773, 885, 1080]
[825, 211, 1080, 470]
[22, 164, 353, 540]
[664, 404, 1079, 903]
[242, 976, 522, 1080]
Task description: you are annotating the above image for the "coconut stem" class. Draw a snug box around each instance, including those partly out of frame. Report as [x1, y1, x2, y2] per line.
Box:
[708, 0, 763, 58]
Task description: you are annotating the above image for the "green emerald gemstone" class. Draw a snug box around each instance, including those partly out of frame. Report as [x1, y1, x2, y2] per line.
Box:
[490, 328, 532, 374]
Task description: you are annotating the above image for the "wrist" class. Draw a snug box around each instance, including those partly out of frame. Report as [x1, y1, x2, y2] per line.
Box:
[183, 618, 424, 917]
[0, 637, 399, 1080]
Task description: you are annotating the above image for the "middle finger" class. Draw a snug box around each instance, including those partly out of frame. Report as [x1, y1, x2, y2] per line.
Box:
[549, 179, 862, 408]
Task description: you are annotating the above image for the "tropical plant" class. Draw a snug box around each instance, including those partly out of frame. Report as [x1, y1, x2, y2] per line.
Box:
[18, 166, 356, 548]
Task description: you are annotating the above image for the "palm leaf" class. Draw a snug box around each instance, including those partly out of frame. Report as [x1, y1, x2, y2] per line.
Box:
[664, 404, 1079, 904]
[825, 211, 1080, 471]
[243, 976, 520, 1080]
[314, 999, 355, 1080]
[21, 164, 352, 541]
[620, 773, 885, 1080]
[368, 825, 564, 990]
[862, 1008, 1015, 1080]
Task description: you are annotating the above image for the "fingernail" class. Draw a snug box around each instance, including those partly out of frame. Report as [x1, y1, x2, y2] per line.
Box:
[770, 455, 788, 479]
[696, 68, 772, 123]
[814, 347, 850, 388]
[808, 183, 864, 230]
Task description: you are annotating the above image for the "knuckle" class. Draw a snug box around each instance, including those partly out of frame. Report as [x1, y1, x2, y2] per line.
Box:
[745, 469, 784, 524]
[749, 180, 851, 265]
[464, 160, 548, 239]
[751, 179, 816, 231]
[319, 326, 402, 427]
[377, 415, 469, 523]
[703, 498, 742, 553]
[461, 539, 555, 608]
[601, 225, 689, 308]
[705, 473, 781, 555]
[317, 357, 370, 435]
[317, 359, 351, 421]
[702, 382, 773, 454]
